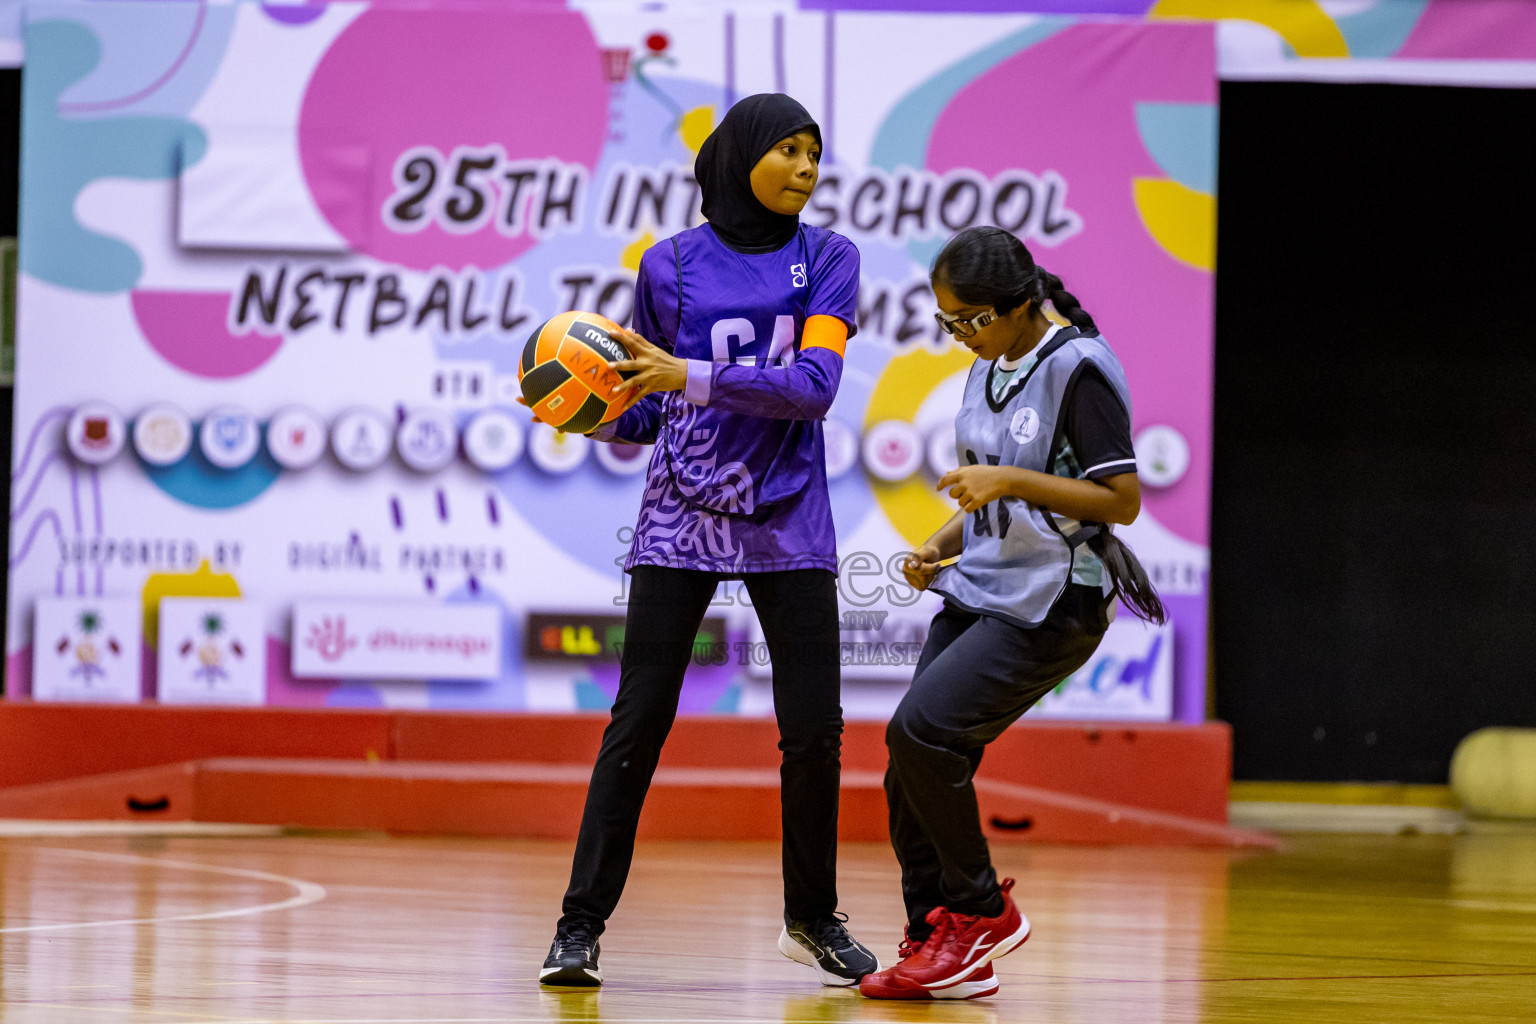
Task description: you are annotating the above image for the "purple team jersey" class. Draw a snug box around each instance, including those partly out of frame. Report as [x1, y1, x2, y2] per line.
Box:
[594, 223, 860, 575]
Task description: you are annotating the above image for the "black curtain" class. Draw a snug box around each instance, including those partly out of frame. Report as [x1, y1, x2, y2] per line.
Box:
[1213, 81, 1536, 782]
[0, 67, 19, 691]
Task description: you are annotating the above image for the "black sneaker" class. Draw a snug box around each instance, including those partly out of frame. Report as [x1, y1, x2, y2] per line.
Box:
[778, 912, 880, 986]
[539, 924, 602, 987]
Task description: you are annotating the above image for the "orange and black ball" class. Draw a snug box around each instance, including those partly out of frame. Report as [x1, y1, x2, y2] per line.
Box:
[518, 311, 637, 434]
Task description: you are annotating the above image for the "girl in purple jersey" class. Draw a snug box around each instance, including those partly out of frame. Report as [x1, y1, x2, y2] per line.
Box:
[539, 94, 877, 989]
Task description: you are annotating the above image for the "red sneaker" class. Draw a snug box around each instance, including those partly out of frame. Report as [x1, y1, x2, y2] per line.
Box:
[858, 879, 1029, 999]
[859, 957, 998, 1000]
[945, 878, 1030, 980]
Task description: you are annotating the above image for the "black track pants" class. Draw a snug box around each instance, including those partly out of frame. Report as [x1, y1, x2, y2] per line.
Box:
[560, 566, 844, 933]
[885, 587, 1108, 936]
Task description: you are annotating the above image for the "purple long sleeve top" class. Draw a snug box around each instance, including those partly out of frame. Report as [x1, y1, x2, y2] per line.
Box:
[594, 223, 860, 575]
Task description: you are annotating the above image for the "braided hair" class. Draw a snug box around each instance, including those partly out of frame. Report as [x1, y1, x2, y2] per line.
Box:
[931, 225, 1096, 331]
[1086, 531, 1166, 625]
[931, 227, 1165, 625]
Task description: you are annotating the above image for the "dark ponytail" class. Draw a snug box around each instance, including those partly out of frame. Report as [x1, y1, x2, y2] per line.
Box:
[932, 226, 1096, 331]
[1087, 530, 1166, 625]
[1033, 269, 1095, 332]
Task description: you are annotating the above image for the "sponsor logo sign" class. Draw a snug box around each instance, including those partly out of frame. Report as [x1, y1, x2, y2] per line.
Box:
[132, 403, 193, 466]
[523, 611, 726, 663]
[823, 419, 859, 480]
[462, 408, 524, 471]
[330, 408, 393, 471]
[66, 402, 127, 465]
[593, 440, 650, 477]
[200, 405, 261, 469]
[1030, 616, 1175, 721]
[396, 406, 458, 472]
[527, 423, 589, 474]
[861, 420, 924, 482]
[32, 597, 141, 702]
[158, 597, 267, 705]
[1134, 424, 1190, 489]
[926, 422, 959, 477]
[266, 406, 328, 470]
[292, 601, 501, 679]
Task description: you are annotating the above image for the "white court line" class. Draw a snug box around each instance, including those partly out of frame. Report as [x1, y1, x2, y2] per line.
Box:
[0, 848, 327, 934]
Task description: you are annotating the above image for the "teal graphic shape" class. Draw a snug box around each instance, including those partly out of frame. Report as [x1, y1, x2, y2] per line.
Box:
[140, 422, 281, 510]
[867, 19, 1071, 270]
[20, 19, 207, 293]
[575, 675, 613, 711]
[54, 1, 236, 118]
[1336, 0, 1431, 59]
[709, 681, 742, 714]
[1134, 103, 1217, 195]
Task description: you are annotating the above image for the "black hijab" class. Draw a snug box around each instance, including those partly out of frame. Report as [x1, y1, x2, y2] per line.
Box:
[695, 93, 821, 253]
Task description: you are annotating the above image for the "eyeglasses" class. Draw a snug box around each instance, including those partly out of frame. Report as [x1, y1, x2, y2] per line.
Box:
[933, 308, 997, 339]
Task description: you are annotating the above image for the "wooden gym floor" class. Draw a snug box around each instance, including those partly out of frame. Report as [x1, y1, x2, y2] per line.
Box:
[0, 828, 1532, 1023]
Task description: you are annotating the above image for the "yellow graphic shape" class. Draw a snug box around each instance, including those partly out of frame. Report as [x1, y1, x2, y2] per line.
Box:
[864, 343, 976, 549]
[1134, 178, 1216, 271]
[620, 231, 655, 271]
[141, 559, 241, 651]
[1150, 0, 1348, 58]
[679, 105, 715, 154]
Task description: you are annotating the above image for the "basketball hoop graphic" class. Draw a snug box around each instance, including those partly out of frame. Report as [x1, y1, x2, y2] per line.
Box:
[601, 47, 632, 84]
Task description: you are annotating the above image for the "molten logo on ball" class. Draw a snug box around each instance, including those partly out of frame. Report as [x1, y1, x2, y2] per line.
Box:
[518, 311, 639, 434]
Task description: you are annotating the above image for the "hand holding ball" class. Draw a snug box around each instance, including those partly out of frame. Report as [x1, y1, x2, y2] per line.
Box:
[518, 312, 638, 434]
[518, 311, 689, 433]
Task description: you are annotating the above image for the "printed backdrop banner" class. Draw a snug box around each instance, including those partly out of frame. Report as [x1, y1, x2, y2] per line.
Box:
[8, 2, 1214, 720]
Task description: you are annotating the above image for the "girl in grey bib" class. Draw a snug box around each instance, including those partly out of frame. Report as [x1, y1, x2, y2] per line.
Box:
[860, 226, 1165, 1002]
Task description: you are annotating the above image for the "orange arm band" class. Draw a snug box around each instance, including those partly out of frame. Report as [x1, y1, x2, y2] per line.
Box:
[801, 314, 848, 358]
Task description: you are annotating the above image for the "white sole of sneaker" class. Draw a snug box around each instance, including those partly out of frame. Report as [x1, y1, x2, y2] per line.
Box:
[777, 926, 869, 987]
[860, 969, 1001, 1001]
[932, 912, 1032, 988]
[933, 973, 1000, 1000]
[538, 965, 602, 986]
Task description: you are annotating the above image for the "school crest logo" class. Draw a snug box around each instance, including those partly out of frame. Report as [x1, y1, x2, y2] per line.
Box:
[1010, 407, 1040, 444]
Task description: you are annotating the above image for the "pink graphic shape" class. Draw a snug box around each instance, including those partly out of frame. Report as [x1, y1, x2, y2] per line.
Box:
[141, 642, 156, 700]
[297, 9, 608, 272]
[926, 22, 1216, 545]
[132, 290, 283, 379]
[1398, 1, 1536, 60]
[6, 647, 31, 699]
[265, 636, 339, 707]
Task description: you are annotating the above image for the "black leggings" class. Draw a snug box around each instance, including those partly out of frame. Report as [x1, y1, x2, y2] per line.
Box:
[885, 587, 1108, 936]
[560, 565, 844, 933]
